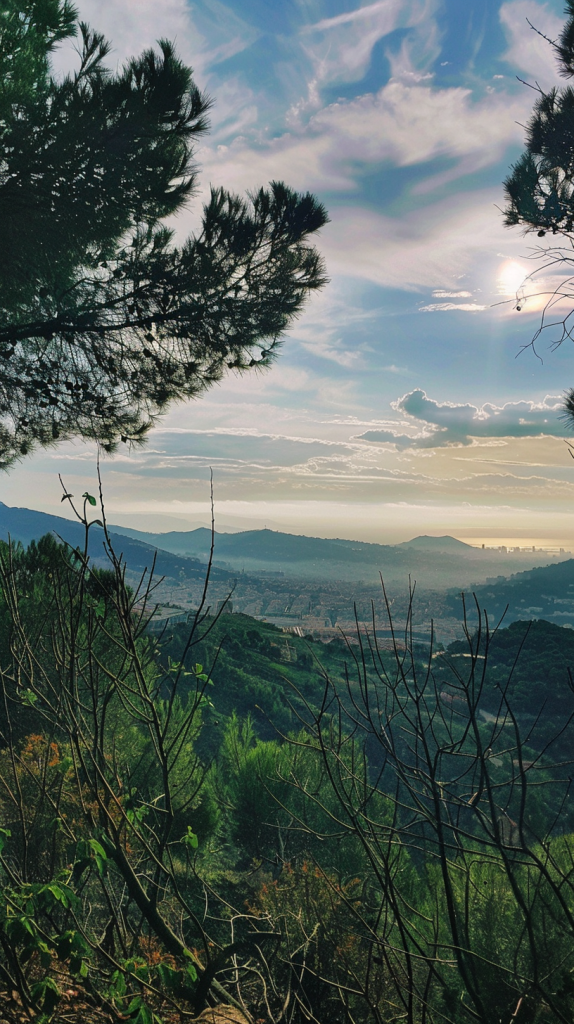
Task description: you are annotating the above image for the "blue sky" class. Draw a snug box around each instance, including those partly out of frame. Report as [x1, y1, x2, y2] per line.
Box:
[5, 0, 574, 545]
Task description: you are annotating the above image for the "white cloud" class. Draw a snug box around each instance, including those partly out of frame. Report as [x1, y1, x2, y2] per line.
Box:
[420, 302, 488, 312]
[319, 190, 517, 291]
[356, 390, 568, 447]
[500, 0, 563, 92]
[199, 75, 526, 196]
[301, 0, 439, 88]
[52, 0, 197, 73]
[432, 290, 473, 298]
[310, 79, 525, 169]
[52, 0, 257, 85]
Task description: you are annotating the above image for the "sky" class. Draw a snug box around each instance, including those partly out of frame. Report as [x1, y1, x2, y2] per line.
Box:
[4, 0, 574, 545]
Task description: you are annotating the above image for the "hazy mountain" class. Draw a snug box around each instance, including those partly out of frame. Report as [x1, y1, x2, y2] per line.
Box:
[108, 523, 561, 588]
[108, 525, 477, 563]
[401, 535, 472, 551]
[0, 502, 232, 583]
[0, 501, 568, 591]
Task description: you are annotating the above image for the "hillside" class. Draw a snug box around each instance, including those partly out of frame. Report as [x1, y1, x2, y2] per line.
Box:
[445, 558, 574, 626]
[109, 524, 472, 562]
[0, 501, 233, 584]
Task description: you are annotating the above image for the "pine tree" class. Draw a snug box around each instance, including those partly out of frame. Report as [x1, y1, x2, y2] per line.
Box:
[503, 0, 574, 239]
[503, 1, 574, 426]
[0, 1, 328, 465]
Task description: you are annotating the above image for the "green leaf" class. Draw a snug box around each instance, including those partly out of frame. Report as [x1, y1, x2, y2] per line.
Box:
[43, 882, 71, 909]
[109, 969, 127, 998]
[126, 995, 155, 1024]
[31, 977, 60, 1015]
[0, 827, 11, 854]
[5, 915, 35, 944]
[181, 825, 199, 850]
[37, 939, 52, 969]
[82, 491, 97, 506]
[20, 688, 38, 707]
[155, 963, 178, 989]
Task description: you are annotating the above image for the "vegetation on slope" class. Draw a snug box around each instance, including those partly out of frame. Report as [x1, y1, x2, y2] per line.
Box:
[1, 530, 574, 1022]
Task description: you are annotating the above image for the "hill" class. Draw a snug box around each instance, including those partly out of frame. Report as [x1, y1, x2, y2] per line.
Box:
[401, 535, 472, 551]
[445, 558, 574, 626]
[0, 500, 569, 593]
[0, 501, 233, 584]
[108, 521, 560, 588]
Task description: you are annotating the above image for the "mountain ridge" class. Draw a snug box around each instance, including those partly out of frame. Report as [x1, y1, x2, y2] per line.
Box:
[107, 523, 474, 562]
[0, 502, 565, 589]
[0, 501, 233, 583]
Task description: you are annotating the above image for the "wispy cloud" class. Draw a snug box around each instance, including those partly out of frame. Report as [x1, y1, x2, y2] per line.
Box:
[500, 0, 563, 92]
[320, 190, 518, 291]
[432, 290, 473, 298]
[301, 0, 439, 88]
[419, 302, 488, 312]
[200, 75, 526, 197]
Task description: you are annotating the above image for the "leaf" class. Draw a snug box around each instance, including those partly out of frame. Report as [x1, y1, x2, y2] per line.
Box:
[31, 977, 60, 1015]
[126, 995, 155, 1024]
[155, 963, 179, 990]
[20, 688, 38, 707]
[110, 969, 127, 998]
[82, 491, 97, 506]
[37, 939, 52, 968]
[0, 827, 11, 854]
[181, 825, 199, 850]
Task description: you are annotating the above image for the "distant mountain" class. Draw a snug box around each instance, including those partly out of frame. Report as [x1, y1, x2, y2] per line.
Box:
[0, 502, 232, 583]
[108, 522, 561, 589]
[445, 558, 574, 626]
[110, 525, 473, 561]
[109, 524, 478, 566]
[401, 535, 472, 551]
[0, 502, 567, 592]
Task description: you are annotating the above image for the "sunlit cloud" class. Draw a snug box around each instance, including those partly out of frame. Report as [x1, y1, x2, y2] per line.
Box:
[356, 391, 568, 447]
[419, 302, 488, 312]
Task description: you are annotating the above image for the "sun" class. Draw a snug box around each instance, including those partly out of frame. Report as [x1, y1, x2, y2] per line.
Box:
[497, 260, 529, 298]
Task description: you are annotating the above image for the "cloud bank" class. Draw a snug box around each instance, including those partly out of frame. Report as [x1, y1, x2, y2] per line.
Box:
[357, 390, 568, 447]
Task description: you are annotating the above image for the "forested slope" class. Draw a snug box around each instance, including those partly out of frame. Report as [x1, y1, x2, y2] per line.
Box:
[1, 534, 574, 1023]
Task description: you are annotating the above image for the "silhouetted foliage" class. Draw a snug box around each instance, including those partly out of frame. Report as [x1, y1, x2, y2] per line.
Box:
[502, 1, 574, 426]
[0, 1, 328, 465]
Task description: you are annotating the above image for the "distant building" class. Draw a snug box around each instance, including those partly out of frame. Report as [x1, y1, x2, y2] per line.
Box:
[147, 609, 189, 633]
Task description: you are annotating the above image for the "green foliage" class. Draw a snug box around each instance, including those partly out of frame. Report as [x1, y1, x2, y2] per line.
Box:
[3, 531, 574, 1021]
[440, 619, 574, 773]
[160, 612, 331, 751]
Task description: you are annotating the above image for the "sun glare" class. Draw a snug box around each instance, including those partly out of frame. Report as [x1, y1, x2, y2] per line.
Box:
[497, 260, 528, 298]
